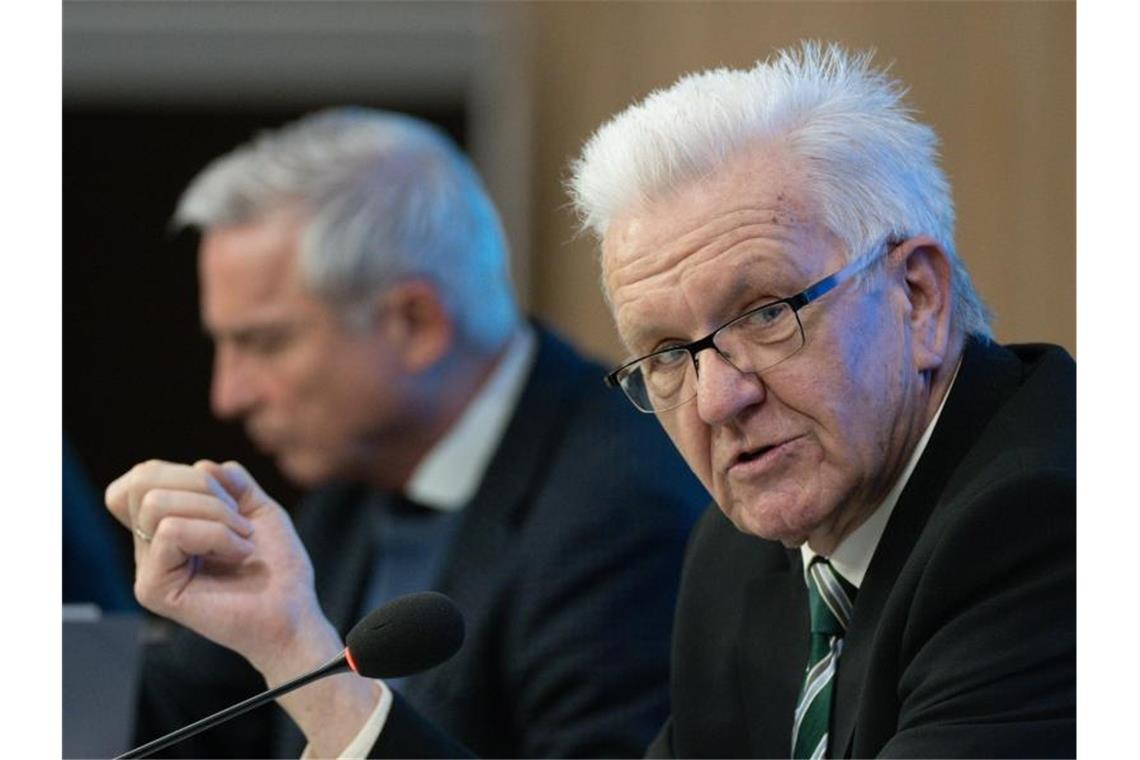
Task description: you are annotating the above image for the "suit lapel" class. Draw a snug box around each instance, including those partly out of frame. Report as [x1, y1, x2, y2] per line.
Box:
[305, 485, 384, 633]
[407, 325, 594, 702]
[436, 324, 592, 602]
[831, 338, 1024, 757]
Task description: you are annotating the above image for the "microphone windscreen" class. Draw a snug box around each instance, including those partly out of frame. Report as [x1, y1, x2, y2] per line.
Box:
[345, 591, 465, 679]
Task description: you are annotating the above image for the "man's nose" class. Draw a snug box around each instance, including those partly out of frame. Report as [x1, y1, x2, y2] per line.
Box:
[210, 349, 258, 420]
[693, 348, 766, 426]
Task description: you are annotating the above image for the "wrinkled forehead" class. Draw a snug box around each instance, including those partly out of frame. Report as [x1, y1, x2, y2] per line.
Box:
[600, 146, 812, 278]
[599, 149, 833, 345]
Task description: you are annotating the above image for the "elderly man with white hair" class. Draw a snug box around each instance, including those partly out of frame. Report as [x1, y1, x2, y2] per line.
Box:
[573, 43, 1074, 758]
[107, 42, 1074, 758]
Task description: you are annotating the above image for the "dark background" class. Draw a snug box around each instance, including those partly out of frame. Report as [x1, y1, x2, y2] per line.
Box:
[63, 103, 465, 570]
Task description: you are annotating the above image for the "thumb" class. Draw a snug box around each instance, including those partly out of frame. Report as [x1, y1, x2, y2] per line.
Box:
[195, 459, 271, 515]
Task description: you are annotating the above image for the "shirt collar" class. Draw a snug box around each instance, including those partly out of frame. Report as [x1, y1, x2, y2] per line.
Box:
[801, 357, 962, 588]
[404, 324, 537, 512]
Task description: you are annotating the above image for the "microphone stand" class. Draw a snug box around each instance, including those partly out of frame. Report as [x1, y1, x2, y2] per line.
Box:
[116, 652, 349, 759]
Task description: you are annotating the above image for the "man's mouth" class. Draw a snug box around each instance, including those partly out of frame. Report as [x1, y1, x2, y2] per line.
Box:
[727, 436, 803, 477]
[736, 444, 776, 464]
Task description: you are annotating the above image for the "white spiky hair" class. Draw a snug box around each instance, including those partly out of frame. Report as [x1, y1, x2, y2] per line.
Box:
[569, 41, 991, 338]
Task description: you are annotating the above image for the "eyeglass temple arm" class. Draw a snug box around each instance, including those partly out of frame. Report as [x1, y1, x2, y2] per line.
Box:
[793, 245, 890, 310]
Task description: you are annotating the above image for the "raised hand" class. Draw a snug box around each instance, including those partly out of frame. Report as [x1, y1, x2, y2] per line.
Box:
[105, 459, 381, 755]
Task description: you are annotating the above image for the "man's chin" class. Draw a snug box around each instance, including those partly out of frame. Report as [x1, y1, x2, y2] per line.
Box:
[719, 491, 817, 546]
[275, 452, 336, 489]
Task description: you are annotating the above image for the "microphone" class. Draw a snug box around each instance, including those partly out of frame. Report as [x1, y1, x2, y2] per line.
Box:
[116, 591, 464, 759]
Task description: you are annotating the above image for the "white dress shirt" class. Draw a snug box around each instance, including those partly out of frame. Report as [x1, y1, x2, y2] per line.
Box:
[406, 324, 538, 511]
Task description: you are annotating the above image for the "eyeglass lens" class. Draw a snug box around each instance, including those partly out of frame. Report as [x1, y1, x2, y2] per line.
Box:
[620, 301, 805, 412]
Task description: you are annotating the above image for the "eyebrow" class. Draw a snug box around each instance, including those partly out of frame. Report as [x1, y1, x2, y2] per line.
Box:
[623, 263, 802, 353]
[205, 320, 296, 344]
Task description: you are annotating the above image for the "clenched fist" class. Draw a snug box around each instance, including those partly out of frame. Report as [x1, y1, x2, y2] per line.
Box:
[105, 458, 328, 670]
[105, 459, 381, 756]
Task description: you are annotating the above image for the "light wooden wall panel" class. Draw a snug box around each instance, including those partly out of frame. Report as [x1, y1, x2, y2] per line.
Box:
[514, 1, 1075, 362]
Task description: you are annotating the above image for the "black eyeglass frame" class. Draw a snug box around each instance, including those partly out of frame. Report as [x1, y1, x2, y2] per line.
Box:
[603, 242, 898, 412]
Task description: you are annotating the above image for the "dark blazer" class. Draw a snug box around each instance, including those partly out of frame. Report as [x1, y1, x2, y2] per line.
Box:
[133, 325, 707, 758]
[650, 339, 1076, 758]
[363, 339, 1076, 759]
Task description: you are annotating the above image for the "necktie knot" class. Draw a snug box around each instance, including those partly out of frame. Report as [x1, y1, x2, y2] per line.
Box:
[807, 557, 856, 637]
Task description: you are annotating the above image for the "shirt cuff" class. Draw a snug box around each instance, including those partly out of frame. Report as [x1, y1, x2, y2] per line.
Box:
[300, 680, 393, 760]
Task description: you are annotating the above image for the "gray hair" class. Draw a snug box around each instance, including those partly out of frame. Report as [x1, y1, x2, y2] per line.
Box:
[176, 107, 519, 348]
[568, 41, 991, 339]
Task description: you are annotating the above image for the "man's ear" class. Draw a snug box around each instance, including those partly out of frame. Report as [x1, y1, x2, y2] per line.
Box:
[892, 236, 954, 374]
[378, 278, 455, 374]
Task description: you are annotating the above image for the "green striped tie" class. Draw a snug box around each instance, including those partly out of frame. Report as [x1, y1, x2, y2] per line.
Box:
[791, 557, 857, 759]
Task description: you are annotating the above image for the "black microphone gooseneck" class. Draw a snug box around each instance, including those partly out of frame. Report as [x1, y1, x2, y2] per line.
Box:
[115, 591, 465, 759]
[116, 652, 351, 759]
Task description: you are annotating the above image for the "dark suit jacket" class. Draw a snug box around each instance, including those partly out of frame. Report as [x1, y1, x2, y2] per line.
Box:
[649, 339, 1076, 758]
[133, 325, 707, 758]
[360, 339, 1076, 758]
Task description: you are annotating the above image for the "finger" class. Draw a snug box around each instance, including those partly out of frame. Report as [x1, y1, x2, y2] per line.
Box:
[105, 471, 134, 528]
[134, 488, 255, 541]
[135, 517, 257, 605]
[189, 460, 243, 515]
[199, 460, 269, 516]
[151, 515, 256, 565]
[106, 460, 184, 529]
[112, 460, 237, 532]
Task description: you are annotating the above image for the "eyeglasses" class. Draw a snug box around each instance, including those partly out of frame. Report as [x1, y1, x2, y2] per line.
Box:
[604, 244, 894, 414]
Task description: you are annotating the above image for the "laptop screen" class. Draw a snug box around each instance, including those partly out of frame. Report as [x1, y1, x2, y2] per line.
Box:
[62, 605, 144, 759]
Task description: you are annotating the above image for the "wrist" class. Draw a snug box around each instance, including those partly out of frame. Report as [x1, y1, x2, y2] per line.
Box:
[290, 675, 383, 758]
[253, 612, 344, 688]
[250, 612, 384, 757]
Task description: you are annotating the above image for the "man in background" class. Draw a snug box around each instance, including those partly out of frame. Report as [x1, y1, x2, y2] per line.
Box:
[128, 108, 706, 758]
